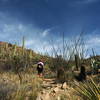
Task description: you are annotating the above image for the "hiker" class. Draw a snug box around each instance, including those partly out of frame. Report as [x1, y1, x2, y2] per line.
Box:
[37, 61, 44, 77]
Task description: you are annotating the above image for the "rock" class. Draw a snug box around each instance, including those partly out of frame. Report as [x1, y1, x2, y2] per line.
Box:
[42, 84, 52, 89]
[36, 95, 42, 100]
[57, 96, 61, 100]
[61, 82, 67, 89]
[41, 90, 46, 94]
[44, 93, 51, 100]
[57, 84, 62, 88]
[53, 87, 60, 93]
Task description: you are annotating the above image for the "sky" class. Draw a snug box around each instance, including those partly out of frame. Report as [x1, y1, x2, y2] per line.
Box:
[0, 0, 100, 57]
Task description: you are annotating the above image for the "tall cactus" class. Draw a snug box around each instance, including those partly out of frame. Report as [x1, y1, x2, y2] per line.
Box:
[22, 36, 25, 48]
[22, 36, 25, 55]
[29, 50, 33, 59]
[5, 43, 8, 50]
[13, 43, 17, 56]
[75, 54, 80, 71]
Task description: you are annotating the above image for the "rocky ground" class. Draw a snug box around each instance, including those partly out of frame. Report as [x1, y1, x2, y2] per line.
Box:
[36, 78, 75, 100]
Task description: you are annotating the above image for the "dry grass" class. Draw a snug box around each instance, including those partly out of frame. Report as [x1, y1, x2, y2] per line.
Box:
[0, 72, 43, 100]
[0, 72, 99, 100]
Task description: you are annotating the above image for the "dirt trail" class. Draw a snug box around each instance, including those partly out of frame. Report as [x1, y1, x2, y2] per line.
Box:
[36, 78, 73, 100]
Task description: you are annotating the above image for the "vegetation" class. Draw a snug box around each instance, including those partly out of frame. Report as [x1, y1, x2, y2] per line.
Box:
[0, 34, 100, 100]
[0, 72, 43, 100]
[75, 79, 100, 100]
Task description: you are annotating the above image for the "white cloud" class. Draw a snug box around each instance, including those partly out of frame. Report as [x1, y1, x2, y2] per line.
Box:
[0, 12, 53, 54]
[86, 36, 100, 48]
[0, 12, 43, 49]
[0, 11, 100, 56]
[88, 37, 100, 44]
[42, 27, 55, 37]
[0, 33, 9, 39]
[85, 34, 100, 56]
[42, 28, 51, 37]
[25, 40, 35, 47]
[3, 24, 16, 33]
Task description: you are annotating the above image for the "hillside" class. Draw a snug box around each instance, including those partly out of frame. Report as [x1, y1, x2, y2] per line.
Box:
[0, 41, 50, 72]
[0, 41, 100, 75]
[0, 41, 100, 100]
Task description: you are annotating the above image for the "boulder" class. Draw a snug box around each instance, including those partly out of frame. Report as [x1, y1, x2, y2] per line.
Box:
[53, 87, 60, 93]
[61, 82, 67, 89]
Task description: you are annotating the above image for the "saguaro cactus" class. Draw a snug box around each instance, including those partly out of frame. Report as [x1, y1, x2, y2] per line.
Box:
[13, 43, 17, 56]
[22, 36, 25, 48]
[22, 36, 25, 55]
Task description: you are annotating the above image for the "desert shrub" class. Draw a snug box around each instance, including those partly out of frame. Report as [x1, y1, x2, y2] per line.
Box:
[0, 73, 43, 100]
[0, 81, 17, 100]
[92, 74, 100, 84]
[75, 79, 100, 100]
[0, 73, 18, 100]
[60, 94, 68, 100]
[65, 71, 75, 82]
[12, 76, 43, 100]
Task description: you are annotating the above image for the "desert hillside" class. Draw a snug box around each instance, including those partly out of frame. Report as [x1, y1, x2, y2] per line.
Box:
[0, 41, 99, 100]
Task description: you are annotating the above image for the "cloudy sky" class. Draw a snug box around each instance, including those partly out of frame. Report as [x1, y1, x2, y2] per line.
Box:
[0, 0, 100, 56]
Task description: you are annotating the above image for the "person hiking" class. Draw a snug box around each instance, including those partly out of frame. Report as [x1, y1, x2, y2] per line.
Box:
[37, 61, 44, 77]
